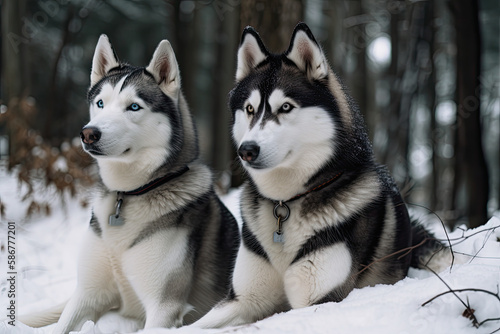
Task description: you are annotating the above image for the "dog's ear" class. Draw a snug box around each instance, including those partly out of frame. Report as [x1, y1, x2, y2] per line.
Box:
[91, 34, 119, 86]
[285, 23, 328, 80]
[236, 27, 269, 81]
[146, 40, 181, 98]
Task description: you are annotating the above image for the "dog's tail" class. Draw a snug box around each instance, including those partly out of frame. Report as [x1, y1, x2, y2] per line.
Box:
[17, 301, 67, 328]
[410, 220, 461, 273]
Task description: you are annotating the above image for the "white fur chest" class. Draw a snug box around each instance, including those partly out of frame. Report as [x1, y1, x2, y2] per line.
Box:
[249, 198, 332, 274]
[246, 170, 383, 273]
[91, 165, 212, 253]
[92, 192, 160, 252]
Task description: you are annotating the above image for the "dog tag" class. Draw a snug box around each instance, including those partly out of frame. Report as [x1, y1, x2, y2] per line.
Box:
[109, 197, 124, 226]
[273, 231, 284, 243]
[109, 214, 124, 226]
[273, 215, 284, 243]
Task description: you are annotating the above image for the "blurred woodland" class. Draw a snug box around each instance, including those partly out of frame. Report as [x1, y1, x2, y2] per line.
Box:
[0, 0, 498, 228]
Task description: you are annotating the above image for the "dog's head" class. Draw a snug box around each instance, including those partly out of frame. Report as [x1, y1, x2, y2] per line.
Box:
[81, 35, 183, 166]
[230, 23, 372, 194]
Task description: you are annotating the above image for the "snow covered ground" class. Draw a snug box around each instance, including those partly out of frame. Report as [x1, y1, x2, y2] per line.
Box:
[1, 163, 500, 334]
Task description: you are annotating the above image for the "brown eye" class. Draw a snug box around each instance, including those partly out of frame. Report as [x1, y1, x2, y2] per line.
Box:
[246, 105, 254, 114]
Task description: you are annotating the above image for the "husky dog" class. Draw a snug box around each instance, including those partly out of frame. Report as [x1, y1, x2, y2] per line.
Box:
[194, 23, 442, 328]
[20, 35, 239, 333]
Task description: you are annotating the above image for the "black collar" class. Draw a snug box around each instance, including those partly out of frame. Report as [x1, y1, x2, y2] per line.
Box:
[120, 165, 190, 196]
[281, 171, 343, 204]
[108, 165, 190, 226]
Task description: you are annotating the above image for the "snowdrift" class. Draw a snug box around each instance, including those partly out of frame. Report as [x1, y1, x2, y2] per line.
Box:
[1, 168, 499, 334]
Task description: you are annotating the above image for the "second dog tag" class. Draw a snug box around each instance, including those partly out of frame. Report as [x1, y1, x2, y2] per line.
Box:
[273, 231, 284, 243]
[109, 197, 124, 226]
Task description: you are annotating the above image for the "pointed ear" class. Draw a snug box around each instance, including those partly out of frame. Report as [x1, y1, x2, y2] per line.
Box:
[286, 23, 329, 80]
[91, 34, 119, 86]
[146, 40, 181, 98]
[235, 27, 269, 81]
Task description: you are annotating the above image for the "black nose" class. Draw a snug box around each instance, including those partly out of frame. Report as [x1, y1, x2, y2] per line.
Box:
[238, 141, 260, 162]
[80, 127, 101, 144]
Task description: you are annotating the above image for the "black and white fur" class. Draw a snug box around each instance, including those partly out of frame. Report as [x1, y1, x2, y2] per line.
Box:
[19, 35, 239, 333]
[194, 23, 444, 328]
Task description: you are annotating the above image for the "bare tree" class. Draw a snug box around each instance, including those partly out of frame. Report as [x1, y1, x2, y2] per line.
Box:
[240, 0, 303, 52]
[210, 2, 241, 185]
[341, 0, 368, 124]
[1, 0, 28, 102]
[1, 0, 28, 161]
[451, 0, 489, 228]
[384, 1, 426, 186]
[44, 5, 76, 141]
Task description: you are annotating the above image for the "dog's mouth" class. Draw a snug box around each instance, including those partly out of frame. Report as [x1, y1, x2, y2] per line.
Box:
[82, 143, 104, 156]
[82, 145, 131, 158]
[87, 149, 104, 156]
[244, 161, 266, 170]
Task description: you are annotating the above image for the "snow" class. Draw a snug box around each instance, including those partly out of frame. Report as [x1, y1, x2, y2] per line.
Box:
[1, 164, 500, 334]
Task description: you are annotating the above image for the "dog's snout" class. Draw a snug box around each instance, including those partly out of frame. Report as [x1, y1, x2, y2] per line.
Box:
[238, 141, 260, 162]
[80, 127, 101, 145]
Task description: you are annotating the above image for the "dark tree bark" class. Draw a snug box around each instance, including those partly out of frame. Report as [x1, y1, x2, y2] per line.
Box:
[1, 0, 27, 102]
[422, 1, 437, 211]
[44, 6, 75, 141]
[171, 0, 197, 116]
[451, 0, 489, 228]
[168, 1, 245, 187]
[210, 2, 240, 189]
[384, 0, 405, 178]
[240, 0, 303, 52]
[1, 0, 28, 163]
[342, 0, 368, 124]
[384, 2, 424, 185]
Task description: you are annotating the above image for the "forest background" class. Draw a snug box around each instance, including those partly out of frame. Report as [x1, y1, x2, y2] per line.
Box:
[1, 0, 499, 229]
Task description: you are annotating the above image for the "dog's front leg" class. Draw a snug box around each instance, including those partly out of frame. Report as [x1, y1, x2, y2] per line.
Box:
[284, 242, 355, 308]
[54, 231, 119, 334]
[122, 229, 194, 329]
[192, 246, 287, 328]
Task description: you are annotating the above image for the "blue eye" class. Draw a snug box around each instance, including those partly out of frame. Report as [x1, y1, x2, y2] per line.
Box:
[96, 99, 104, 108]
[128, 103, 141, 111]
[279, 103, 294, 113]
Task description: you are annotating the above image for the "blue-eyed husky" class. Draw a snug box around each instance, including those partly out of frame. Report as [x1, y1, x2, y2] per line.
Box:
[194, 23, 445, 328]
[19, 35, 239, 332]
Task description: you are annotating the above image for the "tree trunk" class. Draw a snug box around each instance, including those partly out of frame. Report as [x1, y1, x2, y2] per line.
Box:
[1, 0, 28, 164]
[384, 0, 404, 176]
[172, 0, 197, 116]
[423, 1, 437, 211]
[211, 2, 240, 191]
[452, 0, 489, 228]
[44, 5, 75, 141]
[342, 0, 367, 124]
[385, 2, 423, 185]
[1, 0, 27, 101]
[240, 0, 303, 52]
